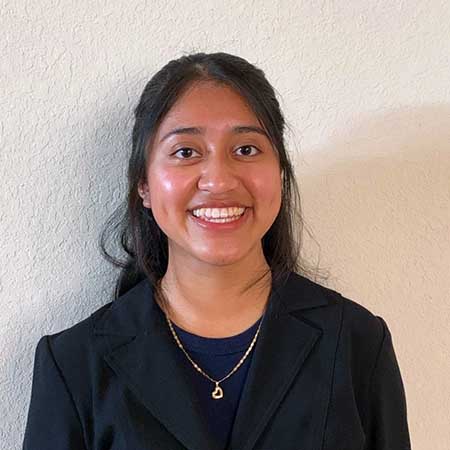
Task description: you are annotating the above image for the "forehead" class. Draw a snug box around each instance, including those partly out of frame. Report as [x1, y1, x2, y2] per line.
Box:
[155, 81, 262, 137]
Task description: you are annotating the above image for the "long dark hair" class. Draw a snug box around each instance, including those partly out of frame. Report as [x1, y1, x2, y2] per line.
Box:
[99, 52, 328, 306]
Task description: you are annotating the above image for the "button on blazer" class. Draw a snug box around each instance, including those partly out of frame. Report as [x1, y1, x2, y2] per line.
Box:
[22, 271, 411, 450]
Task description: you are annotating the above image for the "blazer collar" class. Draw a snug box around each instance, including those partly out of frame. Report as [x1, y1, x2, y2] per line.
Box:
[93, 271, 330, 450]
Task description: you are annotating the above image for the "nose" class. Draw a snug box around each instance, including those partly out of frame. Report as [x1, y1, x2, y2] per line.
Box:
[197, 152, 240, 194]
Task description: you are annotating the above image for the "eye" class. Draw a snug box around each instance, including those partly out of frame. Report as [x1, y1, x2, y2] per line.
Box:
[235, 145, 261, 156]
[173, 147, 201, 159]
[172, 145, 261, 160]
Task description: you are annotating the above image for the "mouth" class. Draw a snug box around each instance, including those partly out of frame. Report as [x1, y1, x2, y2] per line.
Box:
[187, 207, 250, 230]
[189, 207, 246, 221]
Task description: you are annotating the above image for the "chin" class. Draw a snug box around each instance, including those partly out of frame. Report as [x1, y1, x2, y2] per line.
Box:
[194, 249, 248, 267]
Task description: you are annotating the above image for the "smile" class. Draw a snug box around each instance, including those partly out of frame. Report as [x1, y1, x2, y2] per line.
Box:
[188, 207, 250, 230]
[191, 206, 246, 220]
[192, 207, 245, 223]
[195, 214, 242, 223]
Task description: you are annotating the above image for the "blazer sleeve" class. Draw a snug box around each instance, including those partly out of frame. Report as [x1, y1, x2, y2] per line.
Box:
[22, 335, 88, 450]
[364, 316, 412, 450]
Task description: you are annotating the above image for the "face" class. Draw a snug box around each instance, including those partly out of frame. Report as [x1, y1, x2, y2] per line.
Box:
[138, 81, 283, 269]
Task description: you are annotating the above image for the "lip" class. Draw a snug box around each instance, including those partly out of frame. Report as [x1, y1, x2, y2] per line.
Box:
[188, 207, 251, 231]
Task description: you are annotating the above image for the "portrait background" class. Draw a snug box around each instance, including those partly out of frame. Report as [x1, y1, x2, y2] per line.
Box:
[1, 1, 449, 449]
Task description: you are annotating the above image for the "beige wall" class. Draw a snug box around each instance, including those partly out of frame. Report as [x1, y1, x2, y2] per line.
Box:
[2, 1, 449, 448]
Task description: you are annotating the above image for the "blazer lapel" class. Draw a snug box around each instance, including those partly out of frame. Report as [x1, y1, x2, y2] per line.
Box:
[94, 280, 221, 450]
[93, 271, 330, 450]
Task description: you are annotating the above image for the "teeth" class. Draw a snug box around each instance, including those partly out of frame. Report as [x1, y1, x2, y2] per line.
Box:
[200, 215, 242, 223]
[192, 207, 246, 219]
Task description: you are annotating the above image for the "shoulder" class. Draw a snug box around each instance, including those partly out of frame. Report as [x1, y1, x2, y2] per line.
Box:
[35, 302, 112, 377]
[293, 275, 392, 387]
[38, 280, 148, 370]
[335, 288, 385, 344]
[289, 273, 387, 354]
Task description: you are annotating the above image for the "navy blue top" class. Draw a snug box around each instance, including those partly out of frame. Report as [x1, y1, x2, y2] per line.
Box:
[170, 315, 264, 450]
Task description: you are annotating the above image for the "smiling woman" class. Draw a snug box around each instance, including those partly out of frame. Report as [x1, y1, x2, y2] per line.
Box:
[22, 52, 411, 450]
[137, 81, 283, 296]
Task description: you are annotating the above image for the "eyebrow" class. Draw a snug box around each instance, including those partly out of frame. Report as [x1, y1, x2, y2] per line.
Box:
[159, 125, 269, 144]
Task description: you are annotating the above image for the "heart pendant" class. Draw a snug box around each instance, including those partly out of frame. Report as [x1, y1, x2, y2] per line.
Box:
[212, 385, 223, 399]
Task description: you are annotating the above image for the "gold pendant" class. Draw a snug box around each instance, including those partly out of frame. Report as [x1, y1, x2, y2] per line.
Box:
[212, 383, 223, 399]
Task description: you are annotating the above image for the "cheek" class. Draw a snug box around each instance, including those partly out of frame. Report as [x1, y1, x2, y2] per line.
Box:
[250, 166, 282, 210]
[148, 167, 193, 210]
[263, 184, 282, 217]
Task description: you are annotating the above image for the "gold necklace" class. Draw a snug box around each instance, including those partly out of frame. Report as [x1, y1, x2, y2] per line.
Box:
[163, 308, 264, 400]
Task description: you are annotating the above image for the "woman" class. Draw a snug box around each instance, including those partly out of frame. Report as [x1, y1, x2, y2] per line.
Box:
[22, 52, 411, 450]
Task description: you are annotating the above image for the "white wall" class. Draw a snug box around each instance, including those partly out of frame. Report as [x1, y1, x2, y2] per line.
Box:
[2, 1, 449, 448]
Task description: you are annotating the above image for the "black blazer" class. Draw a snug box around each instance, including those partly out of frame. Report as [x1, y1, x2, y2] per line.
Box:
[22, 272, 411, 450]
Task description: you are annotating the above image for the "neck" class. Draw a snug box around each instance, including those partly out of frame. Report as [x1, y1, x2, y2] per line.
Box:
[157, 248, 273, 338]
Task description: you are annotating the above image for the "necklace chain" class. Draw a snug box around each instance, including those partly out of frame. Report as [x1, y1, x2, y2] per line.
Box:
[159, 287, 265, 400]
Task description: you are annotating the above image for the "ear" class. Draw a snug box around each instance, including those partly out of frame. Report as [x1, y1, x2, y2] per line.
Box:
[137, 181, 151, 209]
